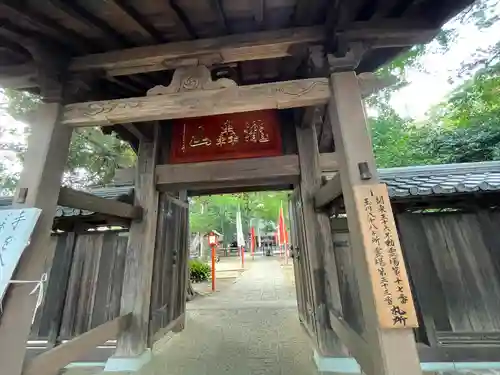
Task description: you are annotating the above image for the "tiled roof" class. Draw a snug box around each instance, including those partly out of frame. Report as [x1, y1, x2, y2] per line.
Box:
[0, 185, 133, 217]
[379, 161, 500, 198]
[2, 162, 500, 215]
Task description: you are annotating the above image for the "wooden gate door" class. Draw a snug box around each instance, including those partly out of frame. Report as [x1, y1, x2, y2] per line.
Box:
[149, 193, 190, 344]
[289, 188, 316, 335]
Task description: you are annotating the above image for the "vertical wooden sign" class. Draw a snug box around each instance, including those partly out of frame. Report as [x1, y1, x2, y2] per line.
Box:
[0, 208, 42, 304]
[353, 184, 418, 329]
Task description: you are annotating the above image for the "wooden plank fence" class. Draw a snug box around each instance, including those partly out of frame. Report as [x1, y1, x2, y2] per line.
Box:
[30, 193, 189, 347]
[328, 209, 500, 350]
[397, 209, 500, 345]
[31, 231, 128, 342]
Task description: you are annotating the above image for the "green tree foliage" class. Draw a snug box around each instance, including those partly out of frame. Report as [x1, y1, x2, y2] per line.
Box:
[371, 59, 500, 167]
[190, 191, 289, 241]
[0, 89, 136, 191]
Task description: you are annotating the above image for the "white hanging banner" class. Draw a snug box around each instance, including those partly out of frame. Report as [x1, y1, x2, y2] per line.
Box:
[236, 208, 245, 248]
[0, 208, 42, 306]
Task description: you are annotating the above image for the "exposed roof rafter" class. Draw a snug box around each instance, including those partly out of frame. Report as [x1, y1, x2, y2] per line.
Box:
[208, 0, 229, 35]
[111, 0, 166, 43]
[47, 0, 132, 48]
[0, 1, 91, 53]
[169, 0, 198, 39]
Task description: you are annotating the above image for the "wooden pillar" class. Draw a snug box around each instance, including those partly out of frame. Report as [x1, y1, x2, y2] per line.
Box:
[295, 113, 345, 357]
[106, 126, 159, 371]
[0, 102, 73, 375]
[327, 71, 422, 375]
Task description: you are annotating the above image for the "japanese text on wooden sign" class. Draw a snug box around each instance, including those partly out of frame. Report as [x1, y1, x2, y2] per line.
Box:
[354, 184, 418, 329]
[170, 110, 282, 164]
[0, 208, 42, 304]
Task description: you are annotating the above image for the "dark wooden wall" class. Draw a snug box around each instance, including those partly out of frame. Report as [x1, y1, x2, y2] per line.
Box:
[328, 209, 500, 348]
[31, 231, 128, 340]
[149, 193, 189, 343]
[397, 210, 500, 342]
[330, 226, 364, 335]
[30, 193, 190, 344]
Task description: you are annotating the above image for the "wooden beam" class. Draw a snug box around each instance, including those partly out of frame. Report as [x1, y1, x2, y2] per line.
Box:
[328, 311, 372, 372]
[123, 153, 337, 190]
[341, 20, 438, 47]
[122, 123, 148, 142]
[208, 0, 229, 34]
[0, 102, 73, 375]
[57, 186, 142, 220]
[0, 1, 91, 53]
[114, 125, 160, 357]
[22, 314, 132, 375]
[47, 0, 130, 48]
[314, 173, 342, 208]
[150, 313, 185, 343]
[156, 155, 301, 190]
[296, 115, 345, 356]
[327, 71, 422, 375]
[62, 78, 330, 127]
[0, 63, 38, 89]
[69, 27, 322, 76]
[111, 0, 165, 43]
[319, 152, 339, 172]
[169, 0, 198, 39]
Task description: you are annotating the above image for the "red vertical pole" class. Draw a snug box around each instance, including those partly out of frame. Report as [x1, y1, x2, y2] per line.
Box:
[251, 226, 255, 259]
[241, 246, 245, 268]
[211, 244, 216, 291]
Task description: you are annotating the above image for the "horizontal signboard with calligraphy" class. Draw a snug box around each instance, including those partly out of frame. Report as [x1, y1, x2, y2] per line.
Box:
[354, 184, 418, 329]
[170, 110, 282, 164]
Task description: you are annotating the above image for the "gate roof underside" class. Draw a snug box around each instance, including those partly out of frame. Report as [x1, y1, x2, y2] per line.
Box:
[0, 0, 472, 95]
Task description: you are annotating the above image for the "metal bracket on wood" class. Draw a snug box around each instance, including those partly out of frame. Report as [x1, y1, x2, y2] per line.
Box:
[358, 162, 372, 180]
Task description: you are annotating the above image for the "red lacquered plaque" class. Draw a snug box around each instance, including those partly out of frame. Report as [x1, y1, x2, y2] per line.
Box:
[170, 110, 282, 164]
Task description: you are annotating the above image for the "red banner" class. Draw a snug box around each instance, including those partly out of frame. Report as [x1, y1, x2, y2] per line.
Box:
[170, 110, 282, 164]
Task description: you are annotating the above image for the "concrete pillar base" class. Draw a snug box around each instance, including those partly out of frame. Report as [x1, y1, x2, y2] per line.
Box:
[313, 350, 362, 374]
[104, 349, 152, 373]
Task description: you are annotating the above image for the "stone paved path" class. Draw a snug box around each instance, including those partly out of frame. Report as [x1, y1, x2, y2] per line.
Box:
[144, 257, 318, 375]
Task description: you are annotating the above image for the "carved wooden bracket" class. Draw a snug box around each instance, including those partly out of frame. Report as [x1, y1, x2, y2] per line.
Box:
[327, 42, 366, 72]
[147, 65, 236, 96]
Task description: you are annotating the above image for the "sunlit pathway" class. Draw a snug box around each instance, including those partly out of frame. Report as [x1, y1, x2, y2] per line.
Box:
[144, 257, 318, 375]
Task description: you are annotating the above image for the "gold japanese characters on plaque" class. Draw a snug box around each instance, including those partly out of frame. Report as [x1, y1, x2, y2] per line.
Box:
[170, 110, 282, 164]
[354, 184, 418, 329]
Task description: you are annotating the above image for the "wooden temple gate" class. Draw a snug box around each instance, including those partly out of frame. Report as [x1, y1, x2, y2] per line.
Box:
[0, 1, 477, 374]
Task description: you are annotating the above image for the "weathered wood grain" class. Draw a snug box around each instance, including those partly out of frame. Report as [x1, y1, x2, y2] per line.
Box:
[42, 233, 76, 346]
[289, 188, 316, 334]
[114, 152, 338, 188]
[314, 173, 342, 208]
[396, 214, 450, 346]
[398, 211, 500, 337]
[331, 230, 364, 335]
[62, 78, 330, 127]
[328, 71, 422, 375]
[115, 125, 160, 357]
[69, 27, 323, 76]
[149, 193, 190, 343]
[329, 311, 372, 373]
[296, 112, 345, 357]
[156, 155, 300, 190]
[22, 313, 131, 375]
[58, 187, 142, 219]
[0, 102, 73, 375]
